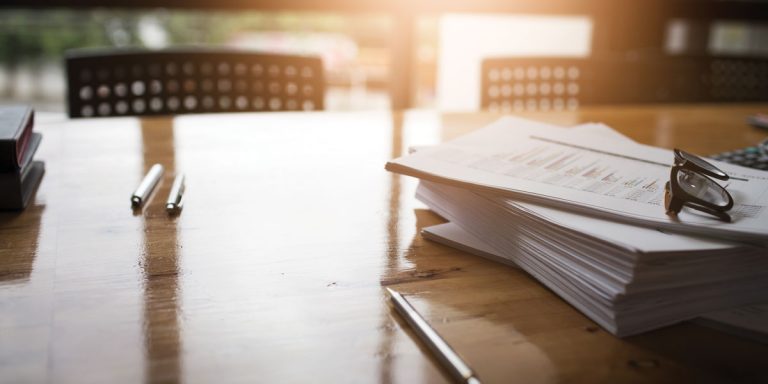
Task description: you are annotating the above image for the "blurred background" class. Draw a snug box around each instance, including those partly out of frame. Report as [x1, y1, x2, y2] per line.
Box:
[1, 1, 767, 112]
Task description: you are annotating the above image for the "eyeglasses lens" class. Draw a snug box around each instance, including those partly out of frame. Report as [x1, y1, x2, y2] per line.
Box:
[676, 169, 730, 207]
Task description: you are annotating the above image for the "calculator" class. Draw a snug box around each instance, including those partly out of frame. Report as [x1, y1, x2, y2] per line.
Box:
[710, 138, 768, 171]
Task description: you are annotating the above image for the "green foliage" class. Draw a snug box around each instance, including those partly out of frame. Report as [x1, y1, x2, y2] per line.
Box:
[0, 8, 389, 65]
[0, 10, 110, 64]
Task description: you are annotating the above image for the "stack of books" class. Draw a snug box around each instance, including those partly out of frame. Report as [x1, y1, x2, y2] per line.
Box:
[386, 117, 768, 337]
[0, 106, 44, 210]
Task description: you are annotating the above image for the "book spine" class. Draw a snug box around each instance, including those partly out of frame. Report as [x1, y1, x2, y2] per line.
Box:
[14, 110, 34, 168]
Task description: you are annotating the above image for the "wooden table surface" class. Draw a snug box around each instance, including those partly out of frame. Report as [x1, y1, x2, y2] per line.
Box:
[2, 104, 767, 384]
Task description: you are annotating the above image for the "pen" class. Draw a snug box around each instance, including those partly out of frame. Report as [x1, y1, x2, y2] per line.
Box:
[385, 287, 482, 384]
[165, 174, 185, 213]
[131, 164, 164, 207]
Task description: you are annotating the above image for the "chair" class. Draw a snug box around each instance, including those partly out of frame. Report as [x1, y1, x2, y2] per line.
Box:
[480, 55, 768, 111]
[65, 48, 325, 118]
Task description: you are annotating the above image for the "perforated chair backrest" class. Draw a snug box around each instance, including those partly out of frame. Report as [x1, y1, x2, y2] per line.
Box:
[706, 57, 768, 101]
[481, 55, 768, 111]
[66, 49, 325, 118]
[481, 58, 588, 112]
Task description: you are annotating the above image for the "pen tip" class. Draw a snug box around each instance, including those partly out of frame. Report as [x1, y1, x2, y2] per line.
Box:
[385, 287, 397, 297]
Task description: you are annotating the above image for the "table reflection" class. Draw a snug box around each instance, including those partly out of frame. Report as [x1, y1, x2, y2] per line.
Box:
[377, 111, 562, 383]
[0, 205, 43, 284]
[139, 118, 182, 383]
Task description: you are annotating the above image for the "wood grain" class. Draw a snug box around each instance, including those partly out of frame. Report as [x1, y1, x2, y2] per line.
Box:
[1, 104, 767, 383]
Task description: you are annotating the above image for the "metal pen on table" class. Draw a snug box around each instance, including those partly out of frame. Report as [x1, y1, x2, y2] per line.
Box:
[385, 287, 482, 384]
[165, 174, 185, 213]
[131, 164, 164, 207]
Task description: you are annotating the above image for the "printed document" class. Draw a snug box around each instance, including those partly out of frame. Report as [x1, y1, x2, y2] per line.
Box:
[387, 117, 768, 243]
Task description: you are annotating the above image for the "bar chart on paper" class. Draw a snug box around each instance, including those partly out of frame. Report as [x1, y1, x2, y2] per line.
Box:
[452, 142, 668, 206]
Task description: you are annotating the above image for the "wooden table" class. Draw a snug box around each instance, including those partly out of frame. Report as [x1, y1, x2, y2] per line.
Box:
[2, 104, 767, 383]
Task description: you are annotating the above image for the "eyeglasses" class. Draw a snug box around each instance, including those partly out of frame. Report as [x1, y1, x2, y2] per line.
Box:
[664, 149, 733, 222]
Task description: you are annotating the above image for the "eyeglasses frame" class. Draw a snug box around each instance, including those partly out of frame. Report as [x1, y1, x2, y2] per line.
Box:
[664, 149, 734, 222]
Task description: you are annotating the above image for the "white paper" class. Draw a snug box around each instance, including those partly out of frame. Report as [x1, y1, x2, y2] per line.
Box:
[421, 222, 518, 268]
[387, 116, 768, 243]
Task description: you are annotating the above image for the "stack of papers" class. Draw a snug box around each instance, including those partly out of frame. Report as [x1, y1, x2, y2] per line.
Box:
[387, 117, 768, 243]
[386, 117, 768, 337]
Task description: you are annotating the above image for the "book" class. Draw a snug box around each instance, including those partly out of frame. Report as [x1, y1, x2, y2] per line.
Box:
[0, 132, 44, 210]
[0, 105, 35, 172]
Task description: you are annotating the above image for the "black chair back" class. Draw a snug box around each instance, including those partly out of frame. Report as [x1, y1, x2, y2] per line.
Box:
[481, 55, 768, 111]
[66, 48, 325, 118]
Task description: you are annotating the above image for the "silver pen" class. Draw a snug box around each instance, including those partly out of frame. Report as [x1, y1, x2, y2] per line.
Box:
[385, 287, 482, 384]
[165, 174, 185, 213]
[131, 164, 164, 207]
